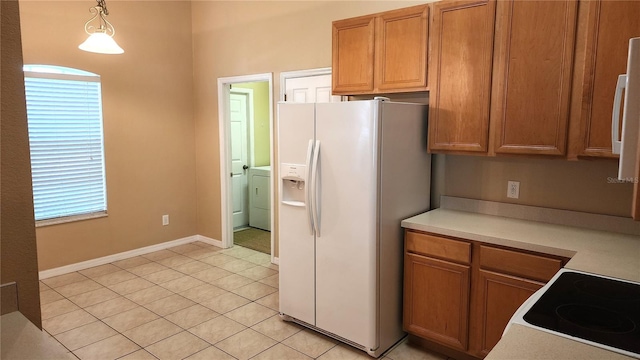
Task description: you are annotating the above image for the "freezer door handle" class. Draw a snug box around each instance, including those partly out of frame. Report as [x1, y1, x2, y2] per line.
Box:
[305, 139, 315, 235]
[311, 140, 321, 237]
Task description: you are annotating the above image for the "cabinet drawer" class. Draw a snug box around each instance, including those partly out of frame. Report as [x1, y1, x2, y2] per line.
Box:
[479, 245, 562, 282]
[406, 231, 471, 264]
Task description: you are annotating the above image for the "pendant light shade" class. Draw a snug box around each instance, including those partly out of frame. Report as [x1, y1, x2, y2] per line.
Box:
[79, 31, 124, 54]
[79, 0, 124, 55]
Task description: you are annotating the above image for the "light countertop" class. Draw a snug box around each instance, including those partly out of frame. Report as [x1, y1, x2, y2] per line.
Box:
[486, 324, 633, 360]
[401, 204, 640, 360]
[402, 209, 640, 282]
[1, 312, 75, 360]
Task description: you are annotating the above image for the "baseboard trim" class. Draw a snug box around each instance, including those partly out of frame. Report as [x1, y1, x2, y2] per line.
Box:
[195, 235, 225, 248]
[38, 233, 278, 280]
[38, 235, 217, 280]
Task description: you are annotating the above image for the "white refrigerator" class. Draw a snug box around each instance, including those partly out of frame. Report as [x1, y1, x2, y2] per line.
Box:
[277, 99, 431, 357]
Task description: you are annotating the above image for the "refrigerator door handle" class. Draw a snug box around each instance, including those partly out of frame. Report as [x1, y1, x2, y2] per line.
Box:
[311, 140, 321, 237]
[305, 139, 315, 235]
[612, 74, 626, 155]
[618, 38, 640, 181]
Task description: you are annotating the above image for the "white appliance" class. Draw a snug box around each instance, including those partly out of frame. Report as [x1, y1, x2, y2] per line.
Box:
[277, 99, 431, 357]
[612, 37, 640, 180]
[506, 269, 640, 359]
[248, 166, 271, 231]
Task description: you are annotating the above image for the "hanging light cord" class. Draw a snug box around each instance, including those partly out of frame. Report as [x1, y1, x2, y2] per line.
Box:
[96, 0, 109, 15]
[83, 0, 115, 37]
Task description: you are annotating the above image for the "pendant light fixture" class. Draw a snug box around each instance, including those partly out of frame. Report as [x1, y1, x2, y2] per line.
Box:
[78, 0, 124, 54]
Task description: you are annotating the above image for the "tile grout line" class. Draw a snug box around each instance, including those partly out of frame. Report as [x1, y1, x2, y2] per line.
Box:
[41, 243, 287, 360]
[43, 246, 205, 356]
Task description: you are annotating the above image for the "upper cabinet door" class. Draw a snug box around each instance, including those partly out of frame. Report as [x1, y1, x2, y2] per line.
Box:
[375, 5, 429, 92]
[332, 16, 376, 94]
[492, 0, 578, 156]
[428, 0, 496, 153]
[573, 0, 640, 158]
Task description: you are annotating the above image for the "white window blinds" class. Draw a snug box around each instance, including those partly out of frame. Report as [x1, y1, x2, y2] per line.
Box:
[23, 65, 107, 222]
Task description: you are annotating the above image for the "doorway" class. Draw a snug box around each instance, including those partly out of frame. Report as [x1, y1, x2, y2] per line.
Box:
[280, 67, 344, 103]
[218, 74, 274, 260]
[229, 88, 253, 230]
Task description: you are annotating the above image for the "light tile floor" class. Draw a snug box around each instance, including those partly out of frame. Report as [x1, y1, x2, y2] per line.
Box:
[40, 242, 449, 360]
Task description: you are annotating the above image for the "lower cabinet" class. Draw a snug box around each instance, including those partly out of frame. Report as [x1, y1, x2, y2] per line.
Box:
[403, 230, 567, 359]
[404, 253, 470, 351]
[473, 270, 543, 357]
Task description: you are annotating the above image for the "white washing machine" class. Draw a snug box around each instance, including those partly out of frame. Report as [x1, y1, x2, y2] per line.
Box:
[248, 166, 271, 231]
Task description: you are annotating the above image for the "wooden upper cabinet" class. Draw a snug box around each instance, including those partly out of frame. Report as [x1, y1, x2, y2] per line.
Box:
[376, 5, 429, 92]
[428, 0, 496, 153]
[426, 0, 638, 158]
[332, 15, 376, 94]
[492, 0, 578, 156]
[570, 1, 640, 159]
[332, 4, 429, 95]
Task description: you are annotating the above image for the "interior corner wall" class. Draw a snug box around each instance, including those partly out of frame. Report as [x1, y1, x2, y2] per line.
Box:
[192, 1, 426, 256]
[18, 1, 197, 270]
[1, 0, 42, 327]
[232, 82, 270, 166]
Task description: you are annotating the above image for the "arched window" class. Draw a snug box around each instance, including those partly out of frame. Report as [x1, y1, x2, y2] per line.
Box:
[23, 65, 107, 224]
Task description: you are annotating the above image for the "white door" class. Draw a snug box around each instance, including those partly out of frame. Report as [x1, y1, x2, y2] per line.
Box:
[278, 103, 316, 326]
[230, 92, 250, 229]
[314, 101, 379, 348]
[284, 74, 342, 103]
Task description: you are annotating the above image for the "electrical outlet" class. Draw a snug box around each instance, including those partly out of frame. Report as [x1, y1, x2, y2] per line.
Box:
[162, 215, 169, 226]
[507, 181, 520, 199]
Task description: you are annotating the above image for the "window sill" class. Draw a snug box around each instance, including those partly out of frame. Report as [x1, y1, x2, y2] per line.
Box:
[36, 211, 108, 228]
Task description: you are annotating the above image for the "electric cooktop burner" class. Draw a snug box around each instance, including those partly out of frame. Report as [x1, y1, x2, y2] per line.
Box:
[523, 271, 640, 356]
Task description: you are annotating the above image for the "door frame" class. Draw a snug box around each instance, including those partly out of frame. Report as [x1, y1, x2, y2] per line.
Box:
[217, 73, 274, 262]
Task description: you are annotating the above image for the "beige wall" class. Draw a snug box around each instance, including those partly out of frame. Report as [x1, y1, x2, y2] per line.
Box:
[19, 1, 197, 270]
[232, 82, 271, 166]
[12, 0, 631, 275]
[442, 155, 633, 217]
[192, 1, 425, 252]
[1, 0, 42, 327]
[193, 0, 636, 258]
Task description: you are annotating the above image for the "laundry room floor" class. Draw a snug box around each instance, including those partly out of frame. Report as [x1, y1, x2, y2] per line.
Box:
[233, 228, 271, 255]
[37, 242, 449, 360]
